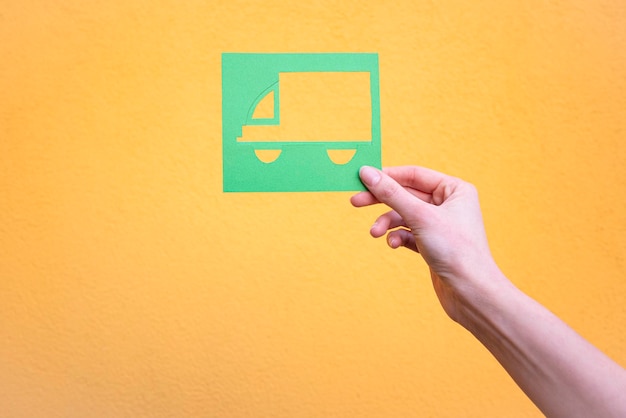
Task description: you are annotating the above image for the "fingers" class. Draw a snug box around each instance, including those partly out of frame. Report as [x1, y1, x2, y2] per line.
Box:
[350, 190, 378, 207]
[382, 166, 448, 195]
[351, 165, 444, 208]
[351, 187, 433, 208]
[369, 209, 419, 253]
[387, 229, 419, 253]
[370, 210, 406, 238]
[358, 166, 426, 222]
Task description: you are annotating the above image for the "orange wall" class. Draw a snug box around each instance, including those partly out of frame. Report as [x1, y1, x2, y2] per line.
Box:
[1, 1, 625, 416]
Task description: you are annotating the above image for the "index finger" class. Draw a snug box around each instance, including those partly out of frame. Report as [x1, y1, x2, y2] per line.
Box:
[350, 185, 433, 208]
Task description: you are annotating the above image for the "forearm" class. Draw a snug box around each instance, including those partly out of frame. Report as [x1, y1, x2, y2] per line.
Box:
[457, 269, 626, 418]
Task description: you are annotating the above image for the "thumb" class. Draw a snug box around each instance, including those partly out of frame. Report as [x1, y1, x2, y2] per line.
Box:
[359, 166, 425, 222]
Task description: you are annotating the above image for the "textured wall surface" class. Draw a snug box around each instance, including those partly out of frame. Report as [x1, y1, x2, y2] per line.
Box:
[1, 1, 625, 417]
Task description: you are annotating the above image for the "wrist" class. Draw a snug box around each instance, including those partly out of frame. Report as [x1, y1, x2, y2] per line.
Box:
[449, 262, 517, 334]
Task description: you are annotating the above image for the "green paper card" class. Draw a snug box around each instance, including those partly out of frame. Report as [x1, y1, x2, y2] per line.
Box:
[222, 53, 381, 192]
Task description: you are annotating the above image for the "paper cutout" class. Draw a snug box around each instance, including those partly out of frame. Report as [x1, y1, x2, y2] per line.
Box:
[222, 53, 381, 192]
[251, 90, 275, 119]
[327, 149, 357, 165]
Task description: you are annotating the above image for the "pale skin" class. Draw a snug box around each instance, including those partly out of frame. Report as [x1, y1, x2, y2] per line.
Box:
[351, 165, 626, 418]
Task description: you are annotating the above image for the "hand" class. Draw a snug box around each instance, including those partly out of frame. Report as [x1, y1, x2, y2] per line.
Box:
[351, 166, 502, 323]
[352, 166, 626, 417]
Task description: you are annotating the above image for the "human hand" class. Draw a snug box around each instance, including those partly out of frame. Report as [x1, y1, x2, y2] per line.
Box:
[353, 166, 626, 417]
[351, 166, 503, 323]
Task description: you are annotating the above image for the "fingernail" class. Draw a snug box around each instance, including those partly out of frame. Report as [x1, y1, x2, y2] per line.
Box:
[359, 166, 381, 187]
[387, 235, 398, 248]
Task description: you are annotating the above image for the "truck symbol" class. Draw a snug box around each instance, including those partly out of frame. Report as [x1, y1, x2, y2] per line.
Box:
[222, 53, 381, 192]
